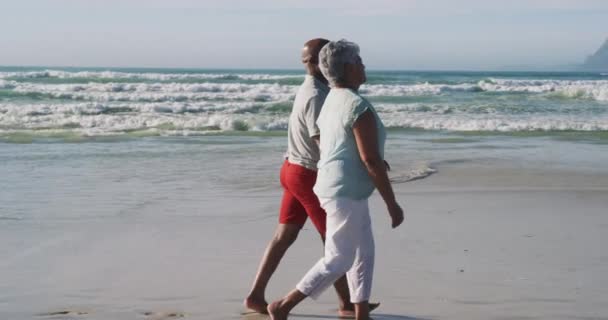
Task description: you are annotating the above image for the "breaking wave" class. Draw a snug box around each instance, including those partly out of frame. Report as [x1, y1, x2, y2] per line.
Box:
[2, 79, 608, 103]
[2, 102, 607, 136]
[477, 79, 608, 101]
[361, 79, 608, 101]
[1, 69, 608, 139]
[0, 70, 302, 81]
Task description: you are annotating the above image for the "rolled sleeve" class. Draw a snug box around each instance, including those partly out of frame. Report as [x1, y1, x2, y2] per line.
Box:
[345, 99, 371, 128]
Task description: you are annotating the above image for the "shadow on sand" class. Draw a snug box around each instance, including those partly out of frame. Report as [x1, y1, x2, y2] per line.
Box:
[240, 309, 432, 320]
[290, 313, 432, 320]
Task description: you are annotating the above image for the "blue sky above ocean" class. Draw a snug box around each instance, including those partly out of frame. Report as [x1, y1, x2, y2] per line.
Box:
[1, 0, 607, 70]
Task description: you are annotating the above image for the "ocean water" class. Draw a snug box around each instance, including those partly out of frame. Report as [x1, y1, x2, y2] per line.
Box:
[1, 66, 608, 188]
[1, 67, 608, 140]
[1, 66, 608, 194]
[2, 66, 608, 220]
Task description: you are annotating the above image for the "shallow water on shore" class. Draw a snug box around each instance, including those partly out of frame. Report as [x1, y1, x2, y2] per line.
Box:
[2, 131, 607, 223]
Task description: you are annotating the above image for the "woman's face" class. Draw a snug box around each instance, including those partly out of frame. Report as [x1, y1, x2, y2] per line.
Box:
[345, 55, 366, 88]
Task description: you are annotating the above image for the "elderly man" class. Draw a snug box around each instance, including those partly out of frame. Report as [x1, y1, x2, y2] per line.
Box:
[244, 39, 376, 317]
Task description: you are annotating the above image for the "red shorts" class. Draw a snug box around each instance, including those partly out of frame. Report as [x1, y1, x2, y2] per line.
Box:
[279, 160, 326, 235]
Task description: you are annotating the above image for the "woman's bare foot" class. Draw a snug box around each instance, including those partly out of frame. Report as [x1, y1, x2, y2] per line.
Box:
[244, 296, 269, 314]
[338, 302, 380, 318]
[267, 300, 289, 320]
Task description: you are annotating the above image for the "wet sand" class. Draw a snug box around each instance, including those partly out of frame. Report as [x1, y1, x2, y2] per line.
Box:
[2, 164, 608, 320]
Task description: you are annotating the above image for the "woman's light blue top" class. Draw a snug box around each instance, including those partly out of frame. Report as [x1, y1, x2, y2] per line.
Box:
[313, 88, 386, 200]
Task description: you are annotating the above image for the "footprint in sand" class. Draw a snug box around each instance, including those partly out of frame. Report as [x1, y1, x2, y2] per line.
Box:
[240, 310, 268, 319]
[38, 310, 89, 318]
[140, 311, 186, 319]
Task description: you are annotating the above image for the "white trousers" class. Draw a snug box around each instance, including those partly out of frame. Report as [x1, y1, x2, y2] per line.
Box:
[296, 197, 375, 303]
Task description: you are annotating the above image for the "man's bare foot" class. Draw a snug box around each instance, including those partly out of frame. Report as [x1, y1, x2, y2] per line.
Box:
[338, 302, 380, 318]
[244, 296, 269, 314]
[267, 300, 288, 320]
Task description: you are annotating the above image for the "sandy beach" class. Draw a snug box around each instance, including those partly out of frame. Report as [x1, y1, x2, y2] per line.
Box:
[2, 149, 607, 320]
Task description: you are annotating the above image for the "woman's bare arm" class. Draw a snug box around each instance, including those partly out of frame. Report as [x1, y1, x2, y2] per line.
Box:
[353, 110, 404, 228]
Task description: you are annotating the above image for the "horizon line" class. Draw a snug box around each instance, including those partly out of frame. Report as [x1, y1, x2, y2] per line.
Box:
[0, 64, 598, 73]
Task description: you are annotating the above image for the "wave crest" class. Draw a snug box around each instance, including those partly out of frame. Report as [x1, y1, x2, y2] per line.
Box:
[0, 70, 302, 81]
[3, 77, 608, 102]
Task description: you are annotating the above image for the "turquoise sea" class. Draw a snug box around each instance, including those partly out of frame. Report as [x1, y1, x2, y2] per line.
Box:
[1, 67, 607, 141]
[2, 66, 608, 220]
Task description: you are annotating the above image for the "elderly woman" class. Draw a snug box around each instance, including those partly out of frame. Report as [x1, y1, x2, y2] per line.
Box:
[268, 39, 404, 320]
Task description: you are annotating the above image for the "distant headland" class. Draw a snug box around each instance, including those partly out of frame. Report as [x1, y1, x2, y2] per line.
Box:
[582, 38, 608, 71]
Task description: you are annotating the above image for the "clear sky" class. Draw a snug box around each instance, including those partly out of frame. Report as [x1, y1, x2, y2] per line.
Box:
[1, 0, 607, 70]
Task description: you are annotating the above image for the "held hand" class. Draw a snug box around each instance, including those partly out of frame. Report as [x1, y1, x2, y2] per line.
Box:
[388, 203, 404, 228]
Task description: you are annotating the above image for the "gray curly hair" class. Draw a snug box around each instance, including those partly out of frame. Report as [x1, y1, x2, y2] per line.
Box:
[318, 39, 360, 87]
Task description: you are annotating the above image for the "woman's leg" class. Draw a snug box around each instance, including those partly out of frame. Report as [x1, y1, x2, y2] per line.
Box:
[267, 289, 307, 320]
[268, 198, 360, 318]
[345, 199, 374, 303]
[345, 199, 375, 320]
[295, 198, 360, 299]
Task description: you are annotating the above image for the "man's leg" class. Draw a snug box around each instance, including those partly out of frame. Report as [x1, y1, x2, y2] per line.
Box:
[245, 223, 301, 313]
[354, 302, 370, 320]
[245, 173, 307, 314]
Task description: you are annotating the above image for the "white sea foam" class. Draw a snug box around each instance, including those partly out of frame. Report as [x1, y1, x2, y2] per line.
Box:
[375, 103, 504, 115]
[390, 163, 437, 184]
[374, 102, 607, 115]
[0, 102, 291, 133]
[0, 101, 288, 118]
[0, 114, 289, 133]
[0, 79, 16, 89]
[380, 113, 608, 131]
[360, 79, 608, 101]
[477, 79, 608, 101]
[360, 83, 479, 96]
[3, 69, 608, 102]
[2, 101, 607, 134]
[4, 77, 608, 102]
[9, 82, 298, 103]
[3, 71, 608, 135]
[0, 70, 302, 81]
[8, 81, 298, 94]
